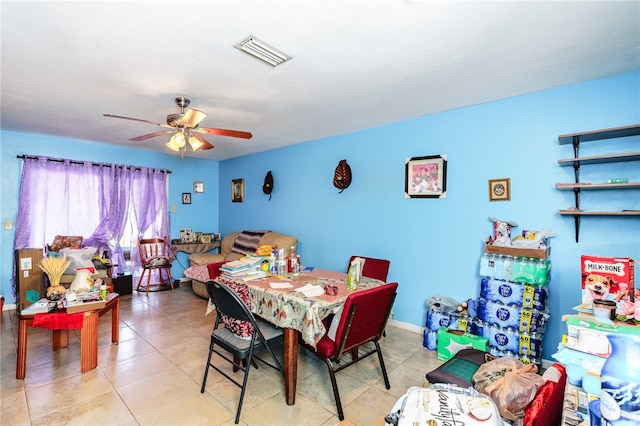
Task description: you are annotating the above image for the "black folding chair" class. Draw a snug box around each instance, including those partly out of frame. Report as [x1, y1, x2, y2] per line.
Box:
[200, 280, 284, 424]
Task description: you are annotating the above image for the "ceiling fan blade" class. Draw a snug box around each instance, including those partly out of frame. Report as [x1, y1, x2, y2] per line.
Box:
[181, 108, 207, 128]
[130, 130, 174, 142]
[197, 127, 253, 139]
[103, 114, 173, 128]
[191, 132, 214, 150]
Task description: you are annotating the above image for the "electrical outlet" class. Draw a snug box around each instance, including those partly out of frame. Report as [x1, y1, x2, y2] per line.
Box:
[23, 270, 29, 278]
[4, 220, 12, 230]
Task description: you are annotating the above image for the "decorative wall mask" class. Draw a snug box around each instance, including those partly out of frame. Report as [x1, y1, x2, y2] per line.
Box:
[263, 171, 274, 200]
[333, 159, 352, 193]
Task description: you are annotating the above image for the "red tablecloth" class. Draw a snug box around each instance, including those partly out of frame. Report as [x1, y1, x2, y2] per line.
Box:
[32, 312, 85, 329]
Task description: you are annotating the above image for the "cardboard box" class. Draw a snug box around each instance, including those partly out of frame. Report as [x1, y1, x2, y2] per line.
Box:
[15, 249, 45, 312]
[437, 328, 488, 361]
[563, 314, 640, 357]
[66, 299, 106, 314]
[484, 244, 550, 259]
[581, 255, 635, 304]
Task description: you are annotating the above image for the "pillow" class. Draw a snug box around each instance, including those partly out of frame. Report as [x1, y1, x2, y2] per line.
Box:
[207, 261, 226, 280]
[59, 247, 97, 274]
[49, 235, 83, 253]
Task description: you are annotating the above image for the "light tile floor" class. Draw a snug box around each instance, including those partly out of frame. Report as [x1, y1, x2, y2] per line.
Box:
[1, 285, 441, 426]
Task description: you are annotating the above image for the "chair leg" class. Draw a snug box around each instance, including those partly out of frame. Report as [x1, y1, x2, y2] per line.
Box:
[201, 338, 215, 393]
[234, 349, 255, 424]
[166, 268, 174, 290]
[325, 358, 345, 421]
[136, 269, 146, 291]
[374, 341, 391, 389]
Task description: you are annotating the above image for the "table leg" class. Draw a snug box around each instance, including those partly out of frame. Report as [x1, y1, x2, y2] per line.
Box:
[80, 311, 99, 373]
[284, 328, 299, 405]
[111, 297, 119, 344]
[16, 318, 28, 379]
[52, 330, 69, 350]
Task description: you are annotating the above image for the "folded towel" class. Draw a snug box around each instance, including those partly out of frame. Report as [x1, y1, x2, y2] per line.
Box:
[232, 230, 270, 255]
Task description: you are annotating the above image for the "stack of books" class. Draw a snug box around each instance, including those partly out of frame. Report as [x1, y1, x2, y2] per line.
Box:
[220, 256, 266, 281]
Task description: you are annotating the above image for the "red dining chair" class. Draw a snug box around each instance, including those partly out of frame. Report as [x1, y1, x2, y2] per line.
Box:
[301, 282, 398, 421]
[347, 256, 390, 282]
[347, 256, 391, 335]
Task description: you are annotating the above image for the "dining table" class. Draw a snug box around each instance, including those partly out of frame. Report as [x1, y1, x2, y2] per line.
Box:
[214, 269, 385, 405]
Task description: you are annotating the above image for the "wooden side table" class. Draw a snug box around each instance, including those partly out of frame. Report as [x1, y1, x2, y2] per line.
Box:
[16, 293, 119, 379]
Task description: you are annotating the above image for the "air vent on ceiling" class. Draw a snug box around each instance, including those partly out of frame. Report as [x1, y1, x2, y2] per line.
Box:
[234, 35, 292, 67]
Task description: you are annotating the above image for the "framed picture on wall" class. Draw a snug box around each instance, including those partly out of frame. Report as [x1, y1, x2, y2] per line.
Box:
[182, 192, 191, 204]
[194, 181, 204, 193]
[232, 178, 244, 202]
[404, 154, 447, 198]
[488, 178, 511, 201]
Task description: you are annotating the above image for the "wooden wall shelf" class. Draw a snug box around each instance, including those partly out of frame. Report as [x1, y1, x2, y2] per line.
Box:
[556, 124, 640, 242]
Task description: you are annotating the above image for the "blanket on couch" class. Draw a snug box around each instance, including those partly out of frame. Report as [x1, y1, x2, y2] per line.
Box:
[232, 230, 270, 255]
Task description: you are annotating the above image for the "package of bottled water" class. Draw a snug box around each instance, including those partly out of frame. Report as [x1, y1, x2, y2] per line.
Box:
[476, 298, 549, 333]
[425, 310, 451, 331]
[422, 328, 438, 350]
[477, 322, 543, 359]
[480, 278, 548, 311]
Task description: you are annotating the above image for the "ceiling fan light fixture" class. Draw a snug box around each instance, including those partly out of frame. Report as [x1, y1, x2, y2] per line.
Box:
[234, 35, 292, 67]
[166, 139, 181, 152]
[188, 135, 204, 151]
[170, 131, 186, 147]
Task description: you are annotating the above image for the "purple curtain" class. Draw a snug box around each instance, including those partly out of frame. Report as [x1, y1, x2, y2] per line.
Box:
[12, 156, 170, 302]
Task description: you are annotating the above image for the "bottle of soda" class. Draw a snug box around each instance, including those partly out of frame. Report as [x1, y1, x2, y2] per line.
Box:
[287, 245, 298, 274]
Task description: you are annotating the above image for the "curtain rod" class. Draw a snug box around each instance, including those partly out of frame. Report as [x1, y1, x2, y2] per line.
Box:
[16, 155, 171, 174]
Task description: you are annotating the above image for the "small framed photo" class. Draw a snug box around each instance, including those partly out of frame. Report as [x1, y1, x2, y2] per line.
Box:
[405, 154, 447, 198]
[232, 178, 244, 203]
[194, 181, 204, 193]
[488, 178, 511, 201]
[182, 192, 191, 204]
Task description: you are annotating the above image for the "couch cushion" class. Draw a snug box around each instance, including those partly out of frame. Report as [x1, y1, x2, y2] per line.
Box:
[189, 252, 225, 266]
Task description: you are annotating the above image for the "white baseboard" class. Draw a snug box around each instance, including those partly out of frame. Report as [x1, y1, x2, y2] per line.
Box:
[388, 318, 423, 334]
[387, 318, 554, 369]
[3, 303, 17, 311]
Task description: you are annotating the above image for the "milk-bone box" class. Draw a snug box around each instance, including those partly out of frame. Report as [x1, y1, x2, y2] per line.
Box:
[581, 255, 635, 305]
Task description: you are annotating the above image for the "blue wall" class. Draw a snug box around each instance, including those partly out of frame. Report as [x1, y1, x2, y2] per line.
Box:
[2, 71, 639, 360]
[218, 72, 640, 360]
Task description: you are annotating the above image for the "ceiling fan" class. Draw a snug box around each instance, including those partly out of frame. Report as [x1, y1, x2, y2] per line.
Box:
[103, 97, 252, 156]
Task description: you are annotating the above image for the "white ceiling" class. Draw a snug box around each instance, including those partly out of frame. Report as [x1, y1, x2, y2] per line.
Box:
[2, 1, 639, 160]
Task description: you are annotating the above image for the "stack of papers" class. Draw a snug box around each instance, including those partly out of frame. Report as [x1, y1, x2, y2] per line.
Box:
[296, 284, 325, 297]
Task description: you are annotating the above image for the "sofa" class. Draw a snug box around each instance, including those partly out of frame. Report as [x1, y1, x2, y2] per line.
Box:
[186, 231, 297, 299]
